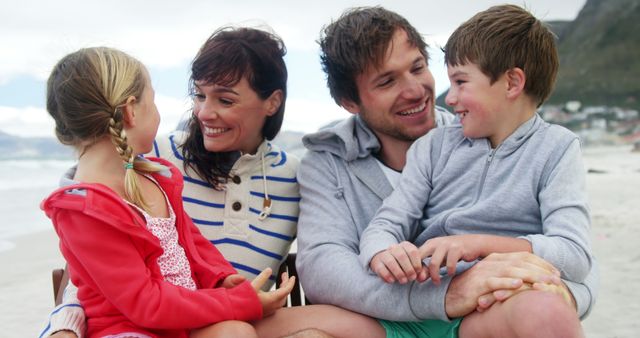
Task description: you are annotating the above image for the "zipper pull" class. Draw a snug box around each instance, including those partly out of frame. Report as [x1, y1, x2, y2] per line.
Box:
[487, 149, 496, 163]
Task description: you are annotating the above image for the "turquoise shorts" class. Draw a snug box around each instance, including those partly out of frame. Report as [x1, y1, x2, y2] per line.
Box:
[379, 318, 462, 338]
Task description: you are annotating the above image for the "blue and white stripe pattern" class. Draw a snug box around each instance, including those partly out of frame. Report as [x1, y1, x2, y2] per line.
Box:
[152, 131, 299, 289]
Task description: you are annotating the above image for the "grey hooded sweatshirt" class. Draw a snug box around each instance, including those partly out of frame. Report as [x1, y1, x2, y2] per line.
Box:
[296, 109, 598, 321]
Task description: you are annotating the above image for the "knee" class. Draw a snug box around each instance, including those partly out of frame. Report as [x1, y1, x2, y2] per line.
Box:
[508, 291, 583, 338]
[284, 328, 334, 338]
[218, 321, 257, 338]
[190, 320, 257, 338]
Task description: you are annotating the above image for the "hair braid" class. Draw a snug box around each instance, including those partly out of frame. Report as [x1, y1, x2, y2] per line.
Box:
[107, 107, 152, 211]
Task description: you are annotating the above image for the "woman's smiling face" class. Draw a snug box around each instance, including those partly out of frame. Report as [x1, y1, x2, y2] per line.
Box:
[192, 77, 281, 155]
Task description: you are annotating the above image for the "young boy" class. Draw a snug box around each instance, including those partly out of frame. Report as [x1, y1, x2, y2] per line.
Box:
[359, 4, 592, 337]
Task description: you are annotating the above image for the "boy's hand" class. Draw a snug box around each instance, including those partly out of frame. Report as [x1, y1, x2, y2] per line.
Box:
[221, 273, 246, 289]
[369, 241, 428, 284]
[251, 268, 295, 317]
[419, 234, 485, 285]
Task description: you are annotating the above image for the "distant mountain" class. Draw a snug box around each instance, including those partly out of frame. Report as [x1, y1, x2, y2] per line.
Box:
[0, 130, 73, 160]
[0, 129, 306, 160]
[548, 0, 640, 110]
[437, 0, 640, 111]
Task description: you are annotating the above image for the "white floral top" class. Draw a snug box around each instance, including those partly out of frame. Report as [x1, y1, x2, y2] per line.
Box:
[128, 176, 197, 291]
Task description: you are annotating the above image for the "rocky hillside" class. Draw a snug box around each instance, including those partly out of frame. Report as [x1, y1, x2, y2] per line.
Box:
[548, 0, 640, 110]
[437, 0, 640, 111]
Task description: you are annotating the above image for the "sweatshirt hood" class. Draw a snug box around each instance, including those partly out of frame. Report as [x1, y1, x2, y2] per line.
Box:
[303, 106, 454, 162]
[302, 115, 380, 162]
[42, 157, 176, 237]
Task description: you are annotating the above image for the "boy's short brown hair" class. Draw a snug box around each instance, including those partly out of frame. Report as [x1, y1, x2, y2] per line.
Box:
[319, 6, 428, 105]
[444, 4, 558, 107]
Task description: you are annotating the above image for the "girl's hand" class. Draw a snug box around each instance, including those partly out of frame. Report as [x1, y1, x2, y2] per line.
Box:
[220, 273, 246, 289]
[251, 268, 295, 317]
[369, 241, 427, 284]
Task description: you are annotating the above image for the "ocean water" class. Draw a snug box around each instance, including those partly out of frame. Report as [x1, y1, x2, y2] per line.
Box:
[0, 159, 74, 251]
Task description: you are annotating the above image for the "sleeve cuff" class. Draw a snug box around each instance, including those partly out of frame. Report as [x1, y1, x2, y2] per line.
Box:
[408, 276, 452, 321]
[41, 303, 86, 338]
[359, 236, 397, 271]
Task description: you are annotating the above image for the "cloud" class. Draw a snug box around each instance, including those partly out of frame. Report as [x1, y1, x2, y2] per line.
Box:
[0, 106, 54, 138]
[1, 0, 585, 83]
[155, 95, 193, 135]
[0, 0, 586, 136]
[283, 97, 347, 133]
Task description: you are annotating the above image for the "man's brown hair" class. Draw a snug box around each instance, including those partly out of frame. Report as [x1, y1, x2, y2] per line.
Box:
[319, 6, 428, 105]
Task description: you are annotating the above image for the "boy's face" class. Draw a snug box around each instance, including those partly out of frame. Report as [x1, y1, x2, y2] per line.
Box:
[341, 29, 437, 145]
[445, 62, 511, 147]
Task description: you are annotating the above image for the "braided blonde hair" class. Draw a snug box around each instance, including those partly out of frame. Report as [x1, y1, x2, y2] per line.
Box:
[46, 47, 161, 213]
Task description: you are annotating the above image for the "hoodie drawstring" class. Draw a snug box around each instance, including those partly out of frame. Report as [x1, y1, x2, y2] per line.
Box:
[258, 150, 272, 220]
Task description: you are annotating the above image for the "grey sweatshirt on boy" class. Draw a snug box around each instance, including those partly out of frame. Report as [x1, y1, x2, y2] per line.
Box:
[297, 110, 598, 321]
[360, 114, 592, 283]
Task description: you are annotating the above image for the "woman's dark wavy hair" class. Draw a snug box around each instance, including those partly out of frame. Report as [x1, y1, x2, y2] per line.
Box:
[181, 27, 287, 189]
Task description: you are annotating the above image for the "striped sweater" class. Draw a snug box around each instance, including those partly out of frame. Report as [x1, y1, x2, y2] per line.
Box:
[150, 131, 299, 286]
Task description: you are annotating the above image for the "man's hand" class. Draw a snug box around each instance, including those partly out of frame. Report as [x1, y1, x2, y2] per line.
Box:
[445, 252, 561, 318]
[50, 330, 78, 338]
[251, 268, 295, 317]
[475, 271, 565, 312]
[369, 241, 427, 284]
[532, 281, 576, 310]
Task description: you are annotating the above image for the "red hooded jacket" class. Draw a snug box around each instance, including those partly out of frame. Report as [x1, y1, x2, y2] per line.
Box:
[41, 158, 262, 337]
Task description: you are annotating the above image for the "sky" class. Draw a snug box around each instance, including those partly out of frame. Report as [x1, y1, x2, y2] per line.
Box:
[0, 0, 586, 138]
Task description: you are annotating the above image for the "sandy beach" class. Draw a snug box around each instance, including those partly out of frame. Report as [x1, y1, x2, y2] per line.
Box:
[1, 145, 638, 337]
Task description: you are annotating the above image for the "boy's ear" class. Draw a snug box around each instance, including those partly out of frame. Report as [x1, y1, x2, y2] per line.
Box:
[340, 98, 360, 115]
[265, 89, 283, 116]
[505, 67, 526, 99]
[121, 96, 137, 128]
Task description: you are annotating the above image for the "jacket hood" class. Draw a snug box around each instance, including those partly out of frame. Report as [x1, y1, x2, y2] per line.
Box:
[42, 157, 177, 237]
[303, 106, 454, 162]
[302, 115, 380, 162]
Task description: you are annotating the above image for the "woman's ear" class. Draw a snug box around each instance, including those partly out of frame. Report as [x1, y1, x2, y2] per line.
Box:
[122, 96, 138, 127]
[505, 67, 526, 99]
[265, 90, 283, 116]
